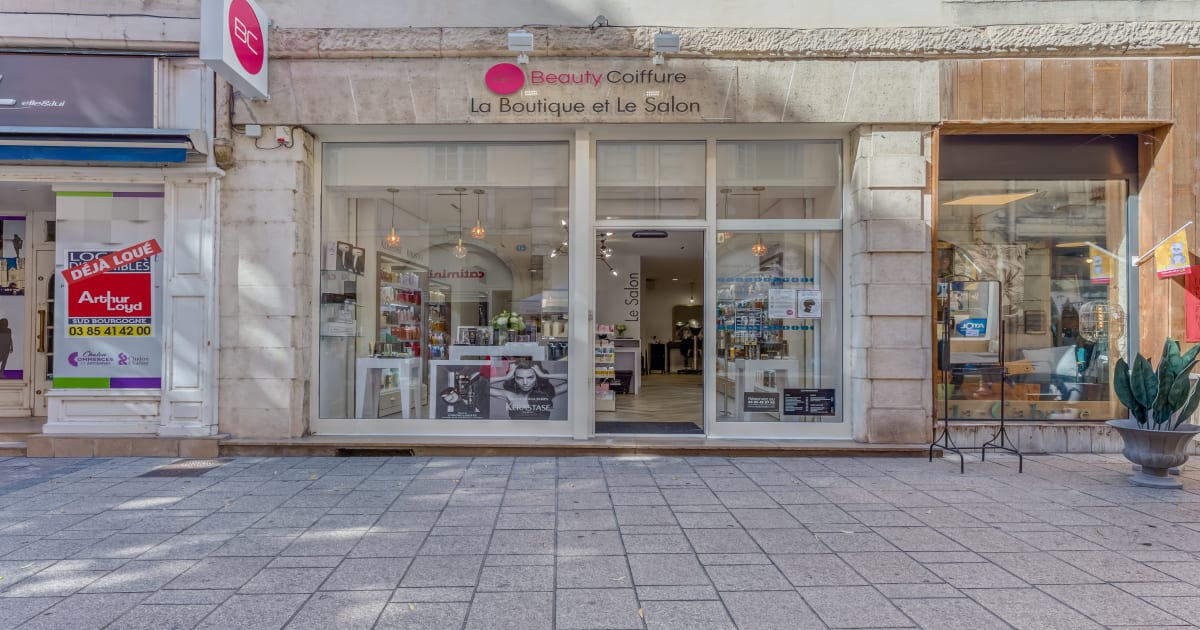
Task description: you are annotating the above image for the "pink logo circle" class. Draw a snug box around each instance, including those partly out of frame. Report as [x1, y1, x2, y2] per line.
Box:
[485, 63, 525, 95]
[228, 0, 265, 75]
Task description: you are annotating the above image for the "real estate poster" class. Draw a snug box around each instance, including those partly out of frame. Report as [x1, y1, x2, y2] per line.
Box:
[54, 247, 162, 388]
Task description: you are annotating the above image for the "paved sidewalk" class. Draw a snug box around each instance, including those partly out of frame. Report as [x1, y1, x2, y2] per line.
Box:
[2, 453, 1200, 629]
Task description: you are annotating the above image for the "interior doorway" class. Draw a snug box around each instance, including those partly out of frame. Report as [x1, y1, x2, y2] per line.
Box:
[593, 229, 705, 435]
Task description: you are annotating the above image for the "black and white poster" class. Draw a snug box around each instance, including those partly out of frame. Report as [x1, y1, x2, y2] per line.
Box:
[743, 392, 780, 413]
[783, 388, 836, 416]
[433, 362, 491, 419]
[489, 359, 569, 421]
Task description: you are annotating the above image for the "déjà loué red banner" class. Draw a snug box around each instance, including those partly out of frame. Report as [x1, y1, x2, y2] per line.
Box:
[62, 239, 162, 285]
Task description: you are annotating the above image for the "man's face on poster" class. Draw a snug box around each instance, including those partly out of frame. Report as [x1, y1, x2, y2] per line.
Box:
[514, 368, 537, 393]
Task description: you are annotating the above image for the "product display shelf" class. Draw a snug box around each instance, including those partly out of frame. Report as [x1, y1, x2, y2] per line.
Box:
[375, 253, 429, 417]
[595, 325, 616, 412]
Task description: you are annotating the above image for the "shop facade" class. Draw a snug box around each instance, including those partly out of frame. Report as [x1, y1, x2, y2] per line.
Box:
[0, 52, 222, 454]
[5, 3, 1200, 452]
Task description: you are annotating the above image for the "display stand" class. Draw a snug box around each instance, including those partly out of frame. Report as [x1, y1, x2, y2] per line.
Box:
[929, 278, 1023, 474]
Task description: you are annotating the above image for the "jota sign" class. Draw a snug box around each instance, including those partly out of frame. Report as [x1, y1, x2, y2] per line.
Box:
[201, 0, 270, 100]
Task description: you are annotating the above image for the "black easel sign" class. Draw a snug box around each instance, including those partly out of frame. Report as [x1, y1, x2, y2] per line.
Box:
[743, 392, 780, 412]
[783, 389, 836, 416]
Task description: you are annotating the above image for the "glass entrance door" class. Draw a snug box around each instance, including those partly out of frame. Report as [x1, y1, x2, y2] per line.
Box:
[592, 228, 705, 435]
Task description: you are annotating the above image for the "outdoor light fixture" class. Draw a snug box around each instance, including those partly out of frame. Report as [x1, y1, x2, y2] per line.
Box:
[652, 31, 680, 65]
[508, 29, 533, 64]
[384, 188, 401, 248]
[470, 189, 486, 240]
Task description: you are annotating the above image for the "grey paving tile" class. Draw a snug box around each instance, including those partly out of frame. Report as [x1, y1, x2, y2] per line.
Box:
[683, 528, 762, 553]
[982, 552, 1105, 584]
[237, 566, 333, 594]
[967, 587, 1106, 630]
[557, 492, 614, 510]
[375, 602, 469, 629]
[17, 592, 147, 630]
[556, 555, 632, 588]
[285, 590, 390, 629]
[799, 585, 912, 628]
[706, 563, 792, 591]
[1052, 550, 1177, 583]
[746, 528, 830, 553]
[773, 554, 868, 587]
[142, 589, 234, 605]
[814, 531, 898, 552]
[1040, 583, 1187, 626]
[165, 556, 271, 590]
[892, 597, 1008, 630]
[721, 590, 826, 630]
[635, 585, 720, 600]
[628, 553, 711, 586]
[464, 591, 553, 630]
[933, 527, 1039, 553]
[621, 533, 693, 554]
[875, 583, 964, 598]
[487, 529, 555, 555]
[107, 603, 216, 630]
[840, 552, 942, 584]
[672, 511, 740, 529]
[373, 511, 440, 532]
[477, 564, 554, 592]
[81, 560, 197, 593]
[484, 554, 555, 566]
[557, 509, 617, 531]
[320, 557, 410, 591]
[557, 530, 625, 555]
[349, 532, 425, 558]
[0, 570, 107, 597]
[138, 534, 234, 560]
[417, 534, 490, 556]
[641, 600, 735, 630]
[614, 506, 677, 526]
[0, 596, 61, 630]
[390, 587, 475, 602]
[926, 561, 1028, 588]
[495, 511, 555, 530]
[209, 535, 295, 557]
[556, 588, 642, 630]
[399, 555, 483, 587]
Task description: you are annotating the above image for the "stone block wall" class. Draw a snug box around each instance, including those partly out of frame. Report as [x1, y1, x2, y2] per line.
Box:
[218, 130, 316, 438]
[849, 125, 934, 444]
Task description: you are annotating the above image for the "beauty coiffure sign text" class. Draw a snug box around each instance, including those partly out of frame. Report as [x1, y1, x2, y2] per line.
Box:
[470, 61, 733, 122]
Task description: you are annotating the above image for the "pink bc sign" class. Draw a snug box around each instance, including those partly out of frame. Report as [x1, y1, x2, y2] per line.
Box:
[485, 63, 526, 95]
[228, 0, 264, 75]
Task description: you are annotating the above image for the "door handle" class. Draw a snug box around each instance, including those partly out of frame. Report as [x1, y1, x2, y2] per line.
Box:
[36, 309, 46, 352]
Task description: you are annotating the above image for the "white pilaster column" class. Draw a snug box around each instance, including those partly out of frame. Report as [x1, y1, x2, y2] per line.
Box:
[159, 173, 222, 437]
[848, 125, 934, 444]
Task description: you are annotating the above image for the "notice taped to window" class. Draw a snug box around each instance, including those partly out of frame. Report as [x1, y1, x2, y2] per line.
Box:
[783, 388, 836, 416]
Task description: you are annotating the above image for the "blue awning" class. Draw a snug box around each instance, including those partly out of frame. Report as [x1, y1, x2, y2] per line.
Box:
[0, 126, 206, 164]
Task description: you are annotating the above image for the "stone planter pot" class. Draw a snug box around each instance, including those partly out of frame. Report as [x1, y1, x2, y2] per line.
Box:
[1107, 419, 1200, 489]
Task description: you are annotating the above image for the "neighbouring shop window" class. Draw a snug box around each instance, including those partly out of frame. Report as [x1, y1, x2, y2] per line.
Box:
[52, 189, 165, 390]
[597, 141, 704, 219]
[320, 142, 570, 421]
[937, 176, 1130, 421]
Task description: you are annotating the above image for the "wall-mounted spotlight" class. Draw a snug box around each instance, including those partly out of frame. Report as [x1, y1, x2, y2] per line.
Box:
[653, 31, 680, 65]
[508, 29, 534, 65]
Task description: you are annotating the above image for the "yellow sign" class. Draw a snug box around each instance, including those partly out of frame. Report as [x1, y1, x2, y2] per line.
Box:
[1089, 245, 1113, 285]
[1155, 230, 1192, 279]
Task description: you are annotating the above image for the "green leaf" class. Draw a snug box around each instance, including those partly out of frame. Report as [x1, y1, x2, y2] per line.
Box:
[1177, 382, 1200, 430]
[1181, 343, 1200, 366]
[1168, 369, 1195, 410]
[1113, 358, 1146, 423]
[1131, 354, 1160, 410]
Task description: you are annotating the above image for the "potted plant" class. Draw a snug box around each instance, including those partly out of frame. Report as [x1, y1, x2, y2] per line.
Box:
[1110, 338, 1200, 488]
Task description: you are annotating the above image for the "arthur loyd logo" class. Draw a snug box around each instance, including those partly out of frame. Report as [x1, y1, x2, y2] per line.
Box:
[478, 63, 700, 116]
